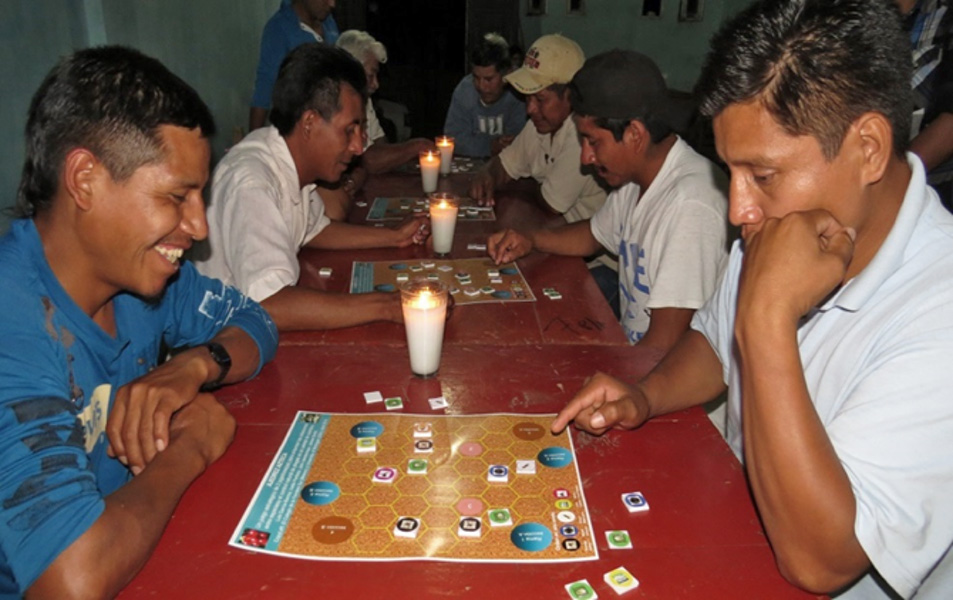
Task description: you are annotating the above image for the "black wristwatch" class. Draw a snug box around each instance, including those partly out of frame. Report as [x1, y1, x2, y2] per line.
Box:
[200, 342, 232, 392]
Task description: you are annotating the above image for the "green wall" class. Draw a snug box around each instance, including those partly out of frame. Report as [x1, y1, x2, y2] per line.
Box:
[0, 0, 752, 234]
[0, 0, 275, 234]
[521, 0, 752, 92]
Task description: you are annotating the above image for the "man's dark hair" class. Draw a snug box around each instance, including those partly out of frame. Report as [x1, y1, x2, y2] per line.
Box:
[587, 116, 671, 144]
[16, 45, 215, 217]
[470, 33, 511, 74]
[270, 44, 368, 136]
[696, 0, 912, 160]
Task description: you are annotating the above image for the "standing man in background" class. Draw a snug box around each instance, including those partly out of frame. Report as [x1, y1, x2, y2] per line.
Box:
[249, 0, 340, 131]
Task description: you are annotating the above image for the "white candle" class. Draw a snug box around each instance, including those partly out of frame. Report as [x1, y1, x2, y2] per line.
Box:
[435, 136, 455, 175]
[401, 281, 449, 377]
[429, 193, 459, 256]
[419, 151, 440, 193]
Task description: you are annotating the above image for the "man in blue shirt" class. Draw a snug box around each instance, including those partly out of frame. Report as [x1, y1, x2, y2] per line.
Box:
[0, 46, 278, 598]
[250, 0, 339, 131]
[444, 33, 527, 158]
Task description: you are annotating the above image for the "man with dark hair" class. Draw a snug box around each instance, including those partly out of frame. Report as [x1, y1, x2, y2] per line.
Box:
[444, 32, 527, 158]
[0, 46, 278, 597]
[487, 50, 729, 354]
[249, 0, 340, 131]
[199, 44, 427, 331]
[553, 1, 953, 597]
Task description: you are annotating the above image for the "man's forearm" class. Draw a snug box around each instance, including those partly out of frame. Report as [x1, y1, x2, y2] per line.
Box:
[639, 329, 727, 419]
[910, 112, 953, 171]
[260, 286, 400, 331]
[306, 221, 400, 250]
[532, 221, 603, 257]
[734, 315, 868, 592]
[26, 439, 207, 599]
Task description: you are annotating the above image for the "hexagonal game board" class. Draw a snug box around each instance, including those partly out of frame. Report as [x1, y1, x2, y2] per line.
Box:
[230, 412, 598, 562]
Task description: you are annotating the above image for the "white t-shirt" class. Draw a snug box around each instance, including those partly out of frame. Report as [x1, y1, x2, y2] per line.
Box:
[590, 138, 729, 344]
[499, 116, 606, 224]
[693, 157, 953, 599]
[196, 126, 330, 301]
[365, 99, 385, 149]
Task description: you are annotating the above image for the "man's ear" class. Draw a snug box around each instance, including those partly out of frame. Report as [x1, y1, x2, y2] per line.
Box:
[852, 112, 893, 186]
[622, 119, 647, 150]
[61, 148, 100, 211]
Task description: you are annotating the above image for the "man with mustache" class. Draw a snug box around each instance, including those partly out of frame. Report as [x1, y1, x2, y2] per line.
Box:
[489, 50, 729, 354]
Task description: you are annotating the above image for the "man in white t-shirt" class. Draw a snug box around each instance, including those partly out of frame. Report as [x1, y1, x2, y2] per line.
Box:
[198, 44, 428, 331]
[553, 1, 953, 597]
[489, 50, 729, 354]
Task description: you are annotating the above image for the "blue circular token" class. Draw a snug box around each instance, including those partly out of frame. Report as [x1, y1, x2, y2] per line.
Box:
[374, 283, 396, 292]
[510, 523, 552, 552]
[537, 447, 573, 468]
[350, 421, 384, 438]
[500, 267, 518, 275]
[388, 263, 408, 270]
[301, 481, 340, 506]
[491, 290, 512, 299]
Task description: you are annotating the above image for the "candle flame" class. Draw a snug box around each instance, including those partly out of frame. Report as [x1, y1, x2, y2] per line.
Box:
[411, 289, 440, 309]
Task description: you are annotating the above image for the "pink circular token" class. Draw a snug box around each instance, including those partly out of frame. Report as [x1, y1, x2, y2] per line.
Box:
[456, 498, 484, 516]
[458, 442, 483, 456]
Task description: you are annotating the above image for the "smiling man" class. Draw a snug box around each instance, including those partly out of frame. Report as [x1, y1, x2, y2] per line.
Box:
[199, 44, 427, 331]
[488, 50, 729, 353]
[444, 32, 527, 158]
[552, 1, 953, 597]
[0, 46, 278, 598]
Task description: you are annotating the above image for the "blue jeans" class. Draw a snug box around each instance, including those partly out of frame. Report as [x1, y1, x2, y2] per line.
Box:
[589, 264, 620, 320]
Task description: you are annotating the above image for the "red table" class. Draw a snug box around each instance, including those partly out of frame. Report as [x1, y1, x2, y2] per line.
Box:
[118, 170, 818, 598]
[284, 171, 628, 347]
[118, 344, 820, 599]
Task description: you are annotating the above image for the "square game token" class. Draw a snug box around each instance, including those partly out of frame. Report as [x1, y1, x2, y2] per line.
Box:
[318, 267, 332, 277]
[356, 437, 376, 453]
[396, 273, 409, 282]
[467, 243, 487, 251]
[407, 459, 428, 475]
[413, 422, 433, 438]
[428, 396, 449, 410]
[363, 391, 383, 404]
[605, 530, 633, 549]
[457, 517, 482, 538]
[604, 567, 639, 595]
[564, 579, 598, 599]
[516, 460, 537, 475]
[394, 517, 420, 538]
[621, 492, 649, 513]
[488, 508, 513, 527]
[385, 397, 404, 411]
[372, 467, 397, 483]
[487, 464, 509, 483]
[414, 439, 434, 453]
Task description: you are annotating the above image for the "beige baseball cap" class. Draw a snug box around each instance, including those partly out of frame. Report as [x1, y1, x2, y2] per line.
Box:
[504, 34, 585, 95]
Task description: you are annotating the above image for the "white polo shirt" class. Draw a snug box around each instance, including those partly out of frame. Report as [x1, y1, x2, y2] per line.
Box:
[499, 116, 606, 224]
[693, 157, 953, 599]
[197, 126, 330, 301]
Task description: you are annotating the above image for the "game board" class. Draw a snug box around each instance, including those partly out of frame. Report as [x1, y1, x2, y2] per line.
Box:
[231, 412, 598, 563]
[349, 257, 536, 305]
[366, 196, 496, 222]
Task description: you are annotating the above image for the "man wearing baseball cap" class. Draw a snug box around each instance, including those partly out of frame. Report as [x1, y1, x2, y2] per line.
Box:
[488, 50, 729, 356]
[471, 34, 614, 307]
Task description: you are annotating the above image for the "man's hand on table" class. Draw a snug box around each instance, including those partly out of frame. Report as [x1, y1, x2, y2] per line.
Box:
[469, 169, 496, 207]
[168, 392, 236, 470]
[393, 216, 431, 248]
[106, 347, 213, 474]
[551, 372, 652, 436]
[490, 135, 515, 156]
[487, 228, 533, 264]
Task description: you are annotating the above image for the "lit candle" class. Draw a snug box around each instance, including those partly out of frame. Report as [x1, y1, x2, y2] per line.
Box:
[419, 151, 441, 193]
[429, 193, 459, 256]
[435, 136, 455, 175]
[401, 281, 449, 377]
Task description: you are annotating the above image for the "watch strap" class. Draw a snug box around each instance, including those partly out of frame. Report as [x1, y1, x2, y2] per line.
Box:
[200, 342, 232, 392]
